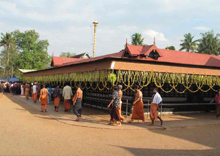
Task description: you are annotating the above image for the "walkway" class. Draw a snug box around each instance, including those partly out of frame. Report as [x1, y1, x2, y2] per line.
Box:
[13, 94, 220, 130]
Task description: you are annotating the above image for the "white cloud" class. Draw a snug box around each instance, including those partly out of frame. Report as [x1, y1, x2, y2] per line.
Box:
[194, 26, 210, 31]
[0, 1, 20, 14]
[148, 0, 191, 12]
[143, 30, 168, 41]
[106, 9, 127, 16]
[22, 4, 96, 22]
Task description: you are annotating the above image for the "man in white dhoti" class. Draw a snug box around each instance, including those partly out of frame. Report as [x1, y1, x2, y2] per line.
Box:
[21, 84, 24, 95]
[32, 82, 38, 103]
[150, 88, 163, 126]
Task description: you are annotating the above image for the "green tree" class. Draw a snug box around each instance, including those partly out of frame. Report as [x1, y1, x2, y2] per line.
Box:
[15, 30, 50, 70]
[131, 33, 144, 46]
[179, 33, 199, 52]
[0, 47, 19, 77]
[165, 46, 176, 50]
[198, 30, 220, 55]
[0, 32, 15, 77]
[60, 52, 76, 58]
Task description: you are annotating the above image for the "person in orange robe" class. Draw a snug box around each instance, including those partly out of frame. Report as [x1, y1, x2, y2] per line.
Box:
[32, 82, 38, 103]
[72, 84, 83, 121]
[128, 85, 145, 123]
[118, 85, 124, 122]
[53, 85, 60, 112]
[39, 85, 49, 112]
[25, 83, 30, 100]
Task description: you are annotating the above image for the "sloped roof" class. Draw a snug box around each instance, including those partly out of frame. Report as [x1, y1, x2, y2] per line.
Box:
[51, 56, 80, 67]
[24, 43, 220, 77]
[124, 44, 220, 68]
[19, 69, 36, 73]
[60, 44, 220, 68]
[71, 53, 90, 58]
[126, 44, 154, 56]
[62, 51, 124, 66]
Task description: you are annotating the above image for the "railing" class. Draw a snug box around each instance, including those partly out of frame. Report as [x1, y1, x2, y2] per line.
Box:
[122, 100, 217, 118]
[83, 96, 217, 117]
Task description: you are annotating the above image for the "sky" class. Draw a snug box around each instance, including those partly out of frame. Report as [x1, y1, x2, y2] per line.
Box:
[0, 0, 220, 57]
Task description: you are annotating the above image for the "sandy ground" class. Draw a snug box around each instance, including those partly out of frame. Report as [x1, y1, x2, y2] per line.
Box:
[0, 94, 220, 156]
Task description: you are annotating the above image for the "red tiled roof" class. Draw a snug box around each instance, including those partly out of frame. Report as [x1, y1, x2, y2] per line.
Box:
[62, 51, 124, 66]
[126, 44, 154, 56]
[54, 44, 220, 68]
[24, 44, 220, 77]
[124, 44, 220, 68]
[51, 56, 80, 67]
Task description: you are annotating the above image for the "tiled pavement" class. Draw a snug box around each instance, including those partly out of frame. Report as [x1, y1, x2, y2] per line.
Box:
[13, 95, 220, 130]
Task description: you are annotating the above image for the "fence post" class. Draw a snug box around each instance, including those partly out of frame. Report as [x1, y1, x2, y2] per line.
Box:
[126, 99, 128, 117]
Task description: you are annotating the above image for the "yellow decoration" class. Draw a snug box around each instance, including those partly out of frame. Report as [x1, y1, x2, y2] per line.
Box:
[22, 70, 220, 93]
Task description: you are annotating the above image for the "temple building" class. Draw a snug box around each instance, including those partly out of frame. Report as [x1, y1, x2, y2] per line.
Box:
[23, 42, 220, 113]
[51, 53, 90, 67]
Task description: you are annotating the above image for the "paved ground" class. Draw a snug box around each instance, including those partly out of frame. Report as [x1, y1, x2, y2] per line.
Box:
[1, 93, 220, 156]
[15, 94, 220, 130]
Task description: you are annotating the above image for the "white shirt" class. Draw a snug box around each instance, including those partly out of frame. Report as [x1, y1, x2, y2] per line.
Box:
[152, 92, 162, 105]
[33, 85, 37, 94]
[62, 86, 73, 100]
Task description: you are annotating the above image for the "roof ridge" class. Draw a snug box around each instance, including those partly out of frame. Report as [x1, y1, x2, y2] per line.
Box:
[159, 48, 220, 57]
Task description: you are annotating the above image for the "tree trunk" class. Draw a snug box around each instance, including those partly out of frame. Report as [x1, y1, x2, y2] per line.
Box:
[11, 65, 13, 77]
[7, 45, 9, 77]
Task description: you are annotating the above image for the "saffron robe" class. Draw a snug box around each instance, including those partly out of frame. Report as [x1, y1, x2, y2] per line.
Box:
[131, 100, 145, 121]
[40, 88, 48, 110]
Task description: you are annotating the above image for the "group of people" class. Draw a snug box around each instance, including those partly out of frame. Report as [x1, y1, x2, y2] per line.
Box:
[0, 81, 21, 94]
[3, 79, 220, 126]
[107, 85, 163, 126]
[24, 82, 83, 121]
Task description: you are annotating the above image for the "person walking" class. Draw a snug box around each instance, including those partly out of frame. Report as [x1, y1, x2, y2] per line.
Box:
[39, 85, 49, 112]
[72, 84, 83, 121]
[107, 86, 122, 126]
[150, 88, 163, 126]
[47, 85, 52, 104]
[53, 85, 60, 112]
[62, 82, 73, 112]
[210, 90, 220, 118]
[118, 85, 124, 122]
[32, 82, 38, 103]
[128, 85, 145, 123]
[20, 84, 24, 95]
[25, 83, 30, 100]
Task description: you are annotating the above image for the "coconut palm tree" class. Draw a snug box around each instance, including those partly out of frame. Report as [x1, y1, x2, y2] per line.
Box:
[179, 33, 199, 52]
[198, 30, 220, 55]
[131, 33, 144, 46]
[0, 32, 15, 77]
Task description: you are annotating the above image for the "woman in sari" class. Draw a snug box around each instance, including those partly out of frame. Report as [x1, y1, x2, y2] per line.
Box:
[25, 83, 30, 100]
